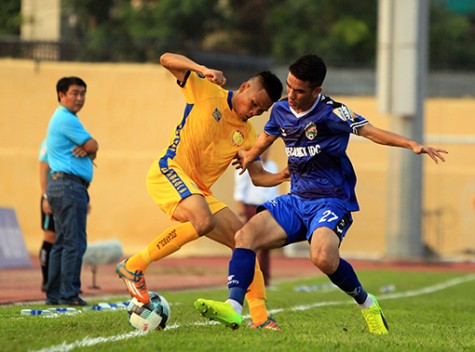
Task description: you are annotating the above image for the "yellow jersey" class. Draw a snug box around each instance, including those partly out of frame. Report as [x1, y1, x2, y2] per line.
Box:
[158, 71, 257, 196]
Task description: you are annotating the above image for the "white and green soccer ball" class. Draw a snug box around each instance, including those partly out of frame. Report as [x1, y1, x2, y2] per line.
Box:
[127, 292, 171, 331]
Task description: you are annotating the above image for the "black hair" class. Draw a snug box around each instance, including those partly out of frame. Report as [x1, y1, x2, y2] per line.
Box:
[289, 54, 327, 88]
[255, 71, 283, 102]
[56, 76, 87, 102]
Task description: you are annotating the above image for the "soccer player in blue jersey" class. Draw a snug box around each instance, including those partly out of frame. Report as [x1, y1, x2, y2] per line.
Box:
[195, 54, 448, 334]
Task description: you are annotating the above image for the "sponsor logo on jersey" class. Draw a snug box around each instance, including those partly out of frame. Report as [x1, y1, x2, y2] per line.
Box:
[232, 130, 244, 146]
[304, 122, 318, 140]
[285, 145, 321, 157]
[333, 106, 356, 122]
[212, 108, 222, 122]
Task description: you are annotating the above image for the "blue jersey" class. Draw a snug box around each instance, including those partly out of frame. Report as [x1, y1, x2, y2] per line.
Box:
[46, 105, 94, 182]
[264, 95, 368, 212]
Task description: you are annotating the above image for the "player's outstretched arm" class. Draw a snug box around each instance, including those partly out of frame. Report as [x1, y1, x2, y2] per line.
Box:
[358, 123, 448, 164]
[234, 132, 278, 174]
[247, 161, 290, 187]
[160, 52, 226, 86]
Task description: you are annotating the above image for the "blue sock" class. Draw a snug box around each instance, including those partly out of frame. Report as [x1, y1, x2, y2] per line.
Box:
[328, 258, 368, 304]
[228, 248, 256, 305]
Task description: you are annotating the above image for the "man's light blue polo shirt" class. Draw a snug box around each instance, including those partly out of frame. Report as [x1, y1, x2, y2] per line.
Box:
[46, 105, 94, 183]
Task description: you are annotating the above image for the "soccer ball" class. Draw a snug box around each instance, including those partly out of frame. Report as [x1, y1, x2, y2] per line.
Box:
[127, 292, 171, 331]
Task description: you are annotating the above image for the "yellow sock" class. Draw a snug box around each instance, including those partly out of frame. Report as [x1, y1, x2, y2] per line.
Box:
[126, 222, 199, 272]
[245, 259, 269, 324]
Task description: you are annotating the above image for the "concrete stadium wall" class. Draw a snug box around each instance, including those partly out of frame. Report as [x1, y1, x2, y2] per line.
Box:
[1, 59, 474, 260]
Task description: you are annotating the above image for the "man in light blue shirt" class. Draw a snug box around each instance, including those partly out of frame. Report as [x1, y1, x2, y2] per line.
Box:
[45, 76, 99, 306]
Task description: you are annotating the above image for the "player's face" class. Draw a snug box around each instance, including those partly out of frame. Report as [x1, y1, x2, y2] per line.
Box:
[286, 73, 321, 113]
[234, 82, 273, 122]
[59, 84, 86, 114]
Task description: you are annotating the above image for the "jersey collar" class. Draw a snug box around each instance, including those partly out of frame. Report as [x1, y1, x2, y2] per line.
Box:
[290, 93, 322, 118]
[227, 90, 233, 110]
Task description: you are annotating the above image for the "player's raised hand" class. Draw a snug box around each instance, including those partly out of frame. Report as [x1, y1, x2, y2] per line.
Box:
[203, 68, 227, 86]
[231, 155, 242, 170]
[412, 143, 448, 164]
[232, 149, 253, 174]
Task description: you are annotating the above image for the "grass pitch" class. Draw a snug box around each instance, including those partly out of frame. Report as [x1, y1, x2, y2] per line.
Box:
[1, 270, 474, 352]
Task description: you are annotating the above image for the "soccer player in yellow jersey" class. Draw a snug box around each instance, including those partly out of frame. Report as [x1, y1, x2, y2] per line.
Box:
[116, 52, 288, 329]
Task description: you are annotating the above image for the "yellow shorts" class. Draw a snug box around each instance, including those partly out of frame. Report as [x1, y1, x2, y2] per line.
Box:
[146, 158, 227, 219]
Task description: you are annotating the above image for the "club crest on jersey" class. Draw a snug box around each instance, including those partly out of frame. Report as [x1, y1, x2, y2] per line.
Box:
[232, 130, 244, 146]
[304, 122, 318, 140]
[212, 108, 222, 122]
[333, 106, 356, 122]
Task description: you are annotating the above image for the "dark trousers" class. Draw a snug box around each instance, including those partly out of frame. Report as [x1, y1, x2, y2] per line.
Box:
[46, 178, 89, 303]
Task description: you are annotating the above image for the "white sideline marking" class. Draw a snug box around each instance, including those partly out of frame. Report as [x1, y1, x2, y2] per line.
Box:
[33, 274, 475, 352]
[266, 274, 475, 315]
[32, 330, 147, 352]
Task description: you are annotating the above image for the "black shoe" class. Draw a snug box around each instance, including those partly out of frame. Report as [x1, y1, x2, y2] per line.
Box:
[59, 297, 88, 306]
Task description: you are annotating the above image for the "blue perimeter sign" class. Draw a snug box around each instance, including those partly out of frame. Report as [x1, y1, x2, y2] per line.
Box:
[0, 208, 32, 268]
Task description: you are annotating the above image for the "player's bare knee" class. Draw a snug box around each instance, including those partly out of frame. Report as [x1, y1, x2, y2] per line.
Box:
[310, 253, 337, 274]
[310, 254, 323, 270]
[234, 228, 255, 249]
[234, 229, 246, 246]
[193, 215, 216, 236]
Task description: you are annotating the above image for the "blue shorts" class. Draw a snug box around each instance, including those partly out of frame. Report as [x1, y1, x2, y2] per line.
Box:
[258, 194, 353, 244]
